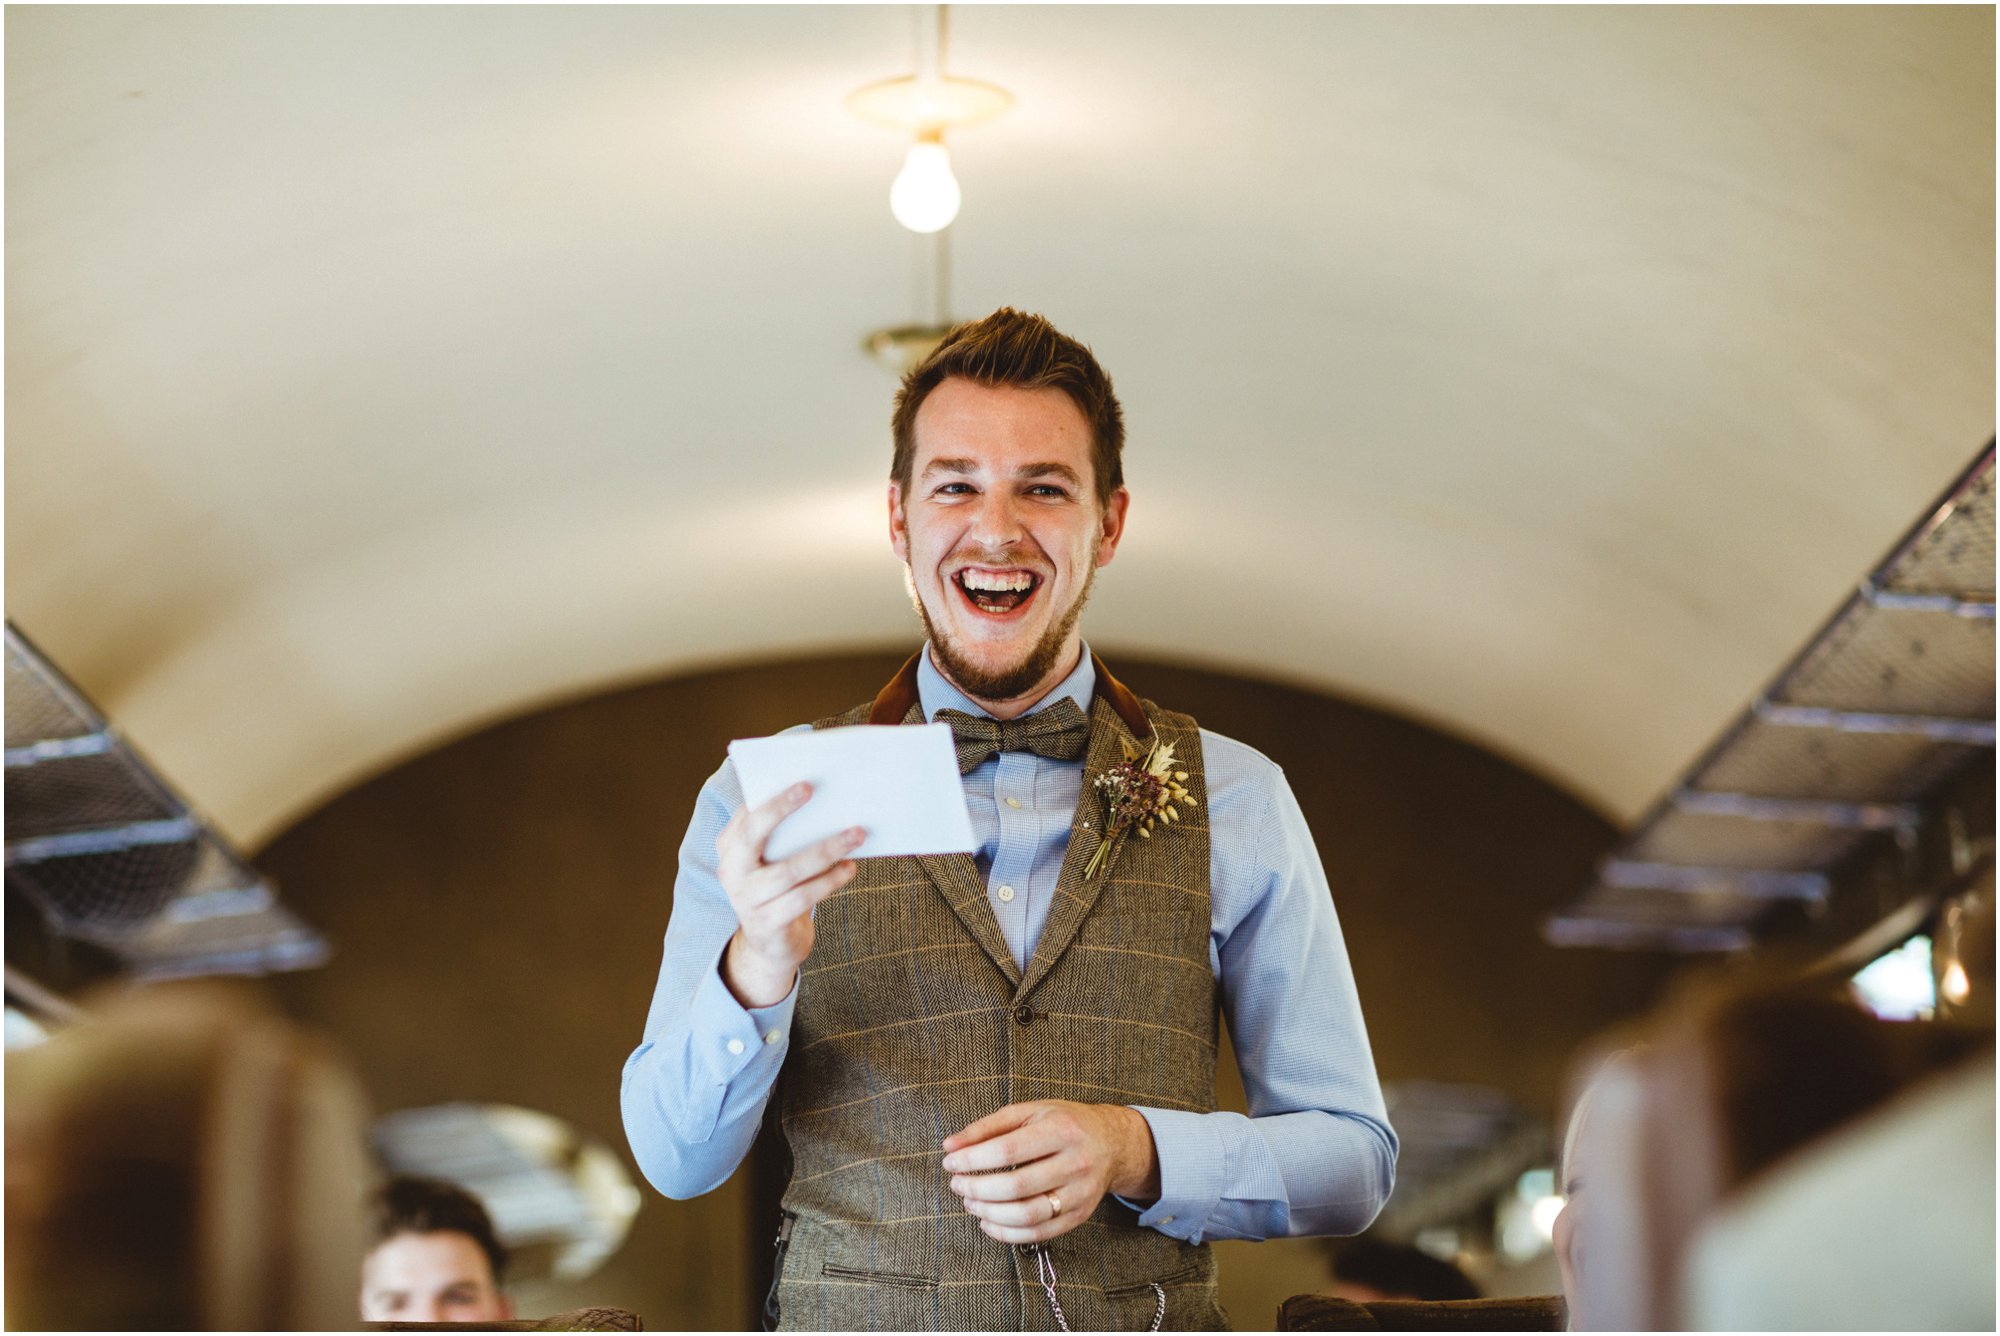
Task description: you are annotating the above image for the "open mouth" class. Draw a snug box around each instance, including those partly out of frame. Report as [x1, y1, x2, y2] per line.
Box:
[953, 568, 1043, 617]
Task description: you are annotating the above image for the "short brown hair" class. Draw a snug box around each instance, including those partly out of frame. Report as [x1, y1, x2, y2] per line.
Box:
[372, 1175, 509, 1285]
[890, 308, 1125, 506]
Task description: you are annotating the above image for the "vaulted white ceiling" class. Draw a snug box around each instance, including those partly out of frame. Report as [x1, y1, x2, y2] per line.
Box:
[7, 5, 1992, 848]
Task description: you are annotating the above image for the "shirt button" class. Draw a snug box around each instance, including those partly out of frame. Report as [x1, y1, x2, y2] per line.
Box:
[726, 1038, 746, 1056]
[1004, 796, 1022, 809]
[996, 884, 1016, 903]
[763, 1030, 782, 1047]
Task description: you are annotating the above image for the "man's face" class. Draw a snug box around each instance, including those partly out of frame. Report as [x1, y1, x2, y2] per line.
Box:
[890, 378, 1128, 709]
[359, 1230, 512, 1323]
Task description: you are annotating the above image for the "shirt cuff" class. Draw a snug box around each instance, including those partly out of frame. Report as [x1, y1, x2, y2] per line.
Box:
[1120, 1106, 1226, 1242]
[688, 958, 795, 1089]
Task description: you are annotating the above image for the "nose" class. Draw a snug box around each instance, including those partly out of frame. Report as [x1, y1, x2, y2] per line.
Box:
[966, 488, 1026, 550]
[410, 1298, 446, 1323]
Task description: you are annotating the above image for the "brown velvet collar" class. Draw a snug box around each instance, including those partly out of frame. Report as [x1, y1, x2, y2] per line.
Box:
[867, 648, 1150, 737]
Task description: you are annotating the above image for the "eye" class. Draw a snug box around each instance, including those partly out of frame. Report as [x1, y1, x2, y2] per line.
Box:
[1025, 484, 1070, 499]
[933, 482, 974, 497]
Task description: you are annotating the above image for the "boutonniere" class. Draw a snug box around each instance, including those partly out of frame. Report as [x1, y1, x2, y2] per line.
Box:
[1082, 734, 1195, 879]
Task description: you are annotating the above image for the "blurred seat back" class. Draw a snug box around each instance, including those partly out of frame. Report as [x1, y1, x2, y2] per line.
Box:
[1681, 1051, 1995, 1331]
[1277, 1294, 1566, 1330]
[1564, 975, 1991, 1329]
[6, 981, 373, 1330]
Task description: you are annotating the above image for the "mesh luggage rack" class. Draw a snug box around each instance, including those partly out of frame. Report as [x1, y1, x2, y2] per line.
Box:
[5, 623, 327, 979]
[1548, 445, 1996, 953]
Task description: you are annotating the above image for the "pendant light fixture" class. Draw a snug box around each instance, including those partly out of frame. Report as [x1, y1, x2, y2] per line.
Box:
[854, 6, 1012, 373]
[847, 5, 1012, 235]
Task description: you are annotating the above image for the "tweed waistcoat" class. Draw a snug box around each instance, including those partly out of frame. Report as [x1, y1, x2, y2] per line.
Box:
[771, 655, 1226, 1332]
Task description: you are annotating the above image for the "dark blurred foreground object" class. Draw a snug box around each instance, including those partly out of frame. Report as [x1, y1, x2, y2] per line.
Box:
[4, 981, 372, 1330]
[1325, 1237, 1481, 1302]
[1559, 962, 1994, 1330]
[364, 1307, 641, 1331]
[1277, 1294, 1565, 1330]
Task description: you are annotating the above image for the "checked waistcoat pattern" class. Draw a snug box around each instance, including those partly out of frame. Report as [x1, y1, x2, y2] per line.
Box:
[771, 670, 1226, 1331]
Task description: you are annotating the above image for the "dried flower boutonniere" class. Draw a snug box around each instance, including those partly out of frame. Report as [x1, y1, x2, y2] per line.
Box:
[1082, 734, 1195, 879]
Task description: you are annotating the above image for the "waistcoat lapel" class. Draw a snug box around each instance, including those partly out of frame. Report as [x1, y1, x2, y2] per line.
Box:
[1014, 693, 1139, 1001]
[866, 648, 1160, 999]
[905, 695, 1023, 992]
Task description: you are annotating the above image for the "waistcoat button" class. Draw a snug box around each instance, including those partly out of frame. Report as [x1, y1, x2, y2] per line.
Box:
[1013, 1004, 1034, 1026]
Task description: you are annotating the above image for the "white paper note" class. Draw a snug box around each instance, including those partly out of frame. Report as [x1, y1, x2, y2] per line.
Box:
[727, 724, 976, 862]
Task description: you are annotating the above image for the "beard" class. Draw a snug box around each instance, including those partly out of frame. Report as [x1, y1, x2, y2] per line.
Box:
[911, 552, 1098, 705]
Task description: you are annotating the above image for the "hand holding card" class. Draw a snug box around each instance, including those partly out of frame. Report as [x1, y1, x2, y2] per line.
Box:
[728, 724, 977, 862]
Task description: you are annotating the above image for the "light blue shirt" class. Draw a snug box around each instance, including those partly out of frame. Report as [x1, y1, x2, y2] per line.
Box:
[621, 646, 1396, 1244]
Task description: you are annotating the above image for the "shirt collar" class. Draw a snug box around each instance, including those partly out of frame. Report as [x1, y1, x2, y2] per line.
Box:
[917, 642, 1096, 724]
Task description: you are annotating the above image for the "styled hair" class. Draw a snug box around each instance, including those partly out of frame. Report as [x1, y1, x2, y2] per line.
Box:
[371, 1175, 509, 1285]
[890, 307, 1125, 507]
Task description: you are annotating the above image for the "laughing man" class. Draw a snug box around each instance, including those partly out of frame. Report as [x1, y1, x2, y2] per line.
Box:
[622, 308, 1395, 1331]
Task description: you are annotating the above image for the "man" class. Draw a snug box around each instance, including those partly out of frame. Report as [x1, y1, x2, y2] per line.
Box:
[623, 308, 1395, 1330]
[359, 1175, 514, 1324]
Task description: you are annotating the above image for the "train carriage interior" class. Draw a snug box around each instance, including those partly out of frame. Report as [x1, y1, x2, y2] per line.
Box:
[5, 6, 1994, 1331]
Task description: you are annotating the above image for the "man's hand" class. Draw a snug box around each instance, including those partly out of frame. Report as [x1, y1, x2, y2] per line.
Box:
[717, 782, 864, 1009]
[941, 1101, 1161, 1243]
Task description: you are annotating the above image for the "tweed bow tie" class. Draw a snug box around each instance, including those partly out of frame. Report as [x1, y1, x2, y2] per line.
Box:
[935, 698, 1091, 774]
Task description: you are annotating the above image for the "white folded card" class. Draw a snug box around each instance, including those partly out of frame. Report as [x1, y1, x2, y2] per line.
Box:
[727, 723, 977, 862]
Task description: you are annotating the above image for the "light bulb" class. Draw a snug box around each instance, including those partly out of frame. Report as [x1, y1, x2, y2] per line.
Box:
[890, 140, 961, 233]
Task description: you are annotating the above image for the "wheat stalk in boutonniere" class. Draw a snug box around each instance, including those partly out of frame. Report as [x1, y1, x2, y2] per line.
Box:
[1082, 735, 1196, 879]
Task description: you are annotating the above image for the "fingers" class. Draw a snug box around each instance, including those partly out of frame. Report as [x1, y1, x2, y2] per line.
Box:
[750, 859, 859, 929]
[961, 1192, 1091, 1243]
[945, 1102, 1117, 1241]
[764, 827, 867, 903]
[943, 1117, 1065, 1175]
[718, 782, 814, 880]
[951, 1156, 1068, 1205]
[942, 1103, 1038, 1158]
[721, 794, 865, 920]
[721, 782, 851, 881]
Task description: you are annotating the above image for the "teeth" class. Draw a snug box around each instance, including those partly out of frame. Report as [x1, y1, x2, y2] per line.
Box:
[959, 570, 1035, 593]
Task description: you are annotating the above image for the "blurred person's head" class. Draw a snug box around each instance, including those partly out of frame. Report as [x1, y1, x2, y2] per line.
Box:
[1326, 1236, 1481, 1303]
[360, 1176, 513, 1323]
[1550, 1070, 1597, 1311]
[1550, 1042, 1657, 1330]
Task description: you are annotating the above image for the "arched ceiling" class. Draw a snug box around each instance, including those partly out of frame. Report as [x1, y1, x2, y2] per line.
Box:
[6, 5, 1992, 848]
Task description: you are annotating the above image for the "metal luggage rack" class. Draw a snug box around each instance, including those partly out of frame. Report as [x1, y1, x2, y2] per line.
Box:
[1547, 443, 1996, 953]
[5, 622, 328, 980]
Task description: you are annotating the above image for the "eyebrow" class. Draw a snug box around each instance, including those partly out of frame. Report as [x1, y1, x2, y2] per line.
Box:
[921, 458, 1083, 487]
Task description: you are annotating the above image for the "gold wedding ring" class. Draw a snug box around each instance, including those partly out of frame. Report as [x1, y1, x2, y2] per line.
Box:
[1045, 1191, 1062, 1219]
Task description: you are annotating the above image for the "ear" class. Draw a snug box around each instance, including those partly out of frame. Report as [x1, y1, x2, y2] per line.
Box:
[1094, 487, 1130, 568]
[888, 480, 910, 563]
